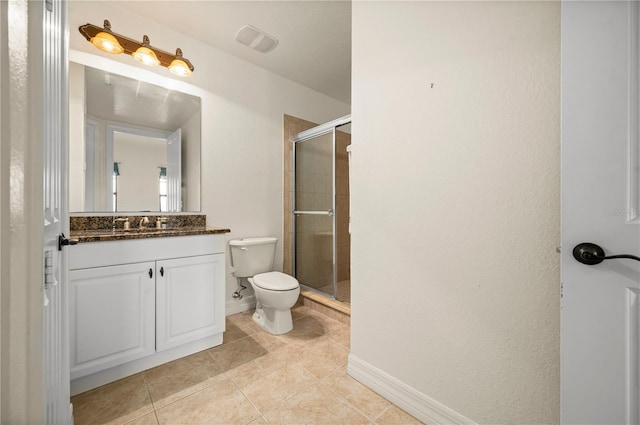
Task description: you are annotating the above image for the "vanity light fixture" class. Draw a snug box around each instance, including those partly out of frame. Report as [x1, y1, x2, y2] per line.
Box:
[132, 35, 160, 66]
[79, 20, 195, 76]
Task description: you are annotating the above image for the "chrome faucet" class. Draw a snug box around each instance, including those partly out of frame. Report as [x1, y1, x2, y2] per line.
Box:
[138, 216, 149, 229]
[114, 217, 130, 231]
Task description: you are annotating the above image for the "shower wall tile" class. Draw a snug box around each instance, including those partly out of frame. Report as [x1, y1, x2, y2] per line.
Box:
[284, 191, 292, 217]
[338, 261, 350, 282]
[337, 244, 351, 265]
[335, 129, 351, 289]
[336, 158, 349, 178]
[336, 177, 348, 195]
[336, 195, 349, 216]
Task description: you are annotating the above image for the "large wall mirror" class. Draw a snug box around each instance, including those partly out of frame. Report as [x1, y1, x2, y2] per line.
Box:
[69, 51, 201, 213]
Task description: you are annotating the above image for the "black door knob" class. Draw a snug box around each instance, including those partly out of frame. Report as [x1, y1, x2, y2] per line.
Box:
[57, 233, 78, 251]
[573, 242, 640, 265]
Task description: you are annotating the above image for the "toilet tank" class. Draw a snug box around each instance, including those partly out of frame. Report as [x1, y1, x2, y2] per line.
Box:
[229, 237, 277, 277]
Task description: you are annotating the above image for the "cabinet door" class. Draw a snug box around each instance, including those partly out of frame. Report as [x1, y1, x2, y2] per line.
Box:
[156, 254, 225, 351]
[70, 262, 155, 379]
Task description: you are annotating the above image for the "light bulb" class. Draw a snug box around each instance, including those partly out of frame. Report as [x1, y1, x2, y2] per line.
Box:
[90, 31, 123, 54]
[168, 59, 192, 76]
[168, 48, 193, 77]
[133, 46, 160, 66]
[133, 35, 160, 66]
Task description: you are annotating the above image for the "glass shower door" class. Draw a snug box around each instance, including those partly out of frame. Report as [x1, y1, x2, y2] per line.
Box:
[293, 129, 336, 298]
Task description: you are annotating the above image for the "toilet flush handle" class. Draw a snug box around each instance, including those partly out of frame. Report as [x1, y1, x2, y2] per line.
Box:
[240, 247, 248, 251]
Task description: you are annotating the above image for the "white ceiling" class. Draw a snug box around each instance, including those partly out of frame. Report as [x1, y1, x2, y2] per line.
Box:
[112, 1, 352, 104]
[85, 66, 201, 130]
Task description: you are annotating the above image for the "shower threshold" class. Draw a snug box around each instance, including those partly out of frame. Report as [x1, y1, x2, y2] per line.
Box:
[299, 288, 350, 318]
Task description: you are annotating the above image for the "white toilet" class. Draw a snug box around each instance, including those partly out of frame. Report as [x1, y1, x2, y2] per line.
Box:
[229, 237, 300, 335]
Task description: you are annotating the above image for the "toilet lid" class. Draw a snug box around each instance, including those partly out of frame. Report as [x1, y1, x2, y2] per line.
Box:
[252, 271, 299, 291]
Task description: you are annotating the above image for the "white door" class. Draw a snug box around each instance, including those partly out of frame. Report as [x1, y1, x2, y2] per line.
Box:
[562, 1, 640, 423]
[42, 0, 72, 422]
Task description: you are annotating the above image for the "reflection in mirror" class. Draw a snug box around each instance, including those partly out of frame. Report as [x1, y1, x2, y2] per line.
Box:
[114, 131, 168, 211]
[69, 62, 201, 212]
[105, 126, 180, 212]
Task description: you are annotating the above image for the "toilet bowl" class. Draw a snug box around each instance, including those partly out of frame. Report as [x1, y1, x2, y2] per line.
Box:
[249, 271, 300, 334]
[229, 237, 300, 335]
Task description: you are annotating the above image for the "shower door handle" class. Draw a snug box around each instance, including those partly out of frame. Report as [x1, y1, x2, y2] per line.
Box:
[293, 209, 335, 216]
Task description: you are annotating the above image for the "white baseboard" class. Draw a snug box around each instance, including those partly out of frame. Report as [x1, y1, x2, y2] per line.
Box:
[226, 295, 256, 316]
[347, 354, 477, 425]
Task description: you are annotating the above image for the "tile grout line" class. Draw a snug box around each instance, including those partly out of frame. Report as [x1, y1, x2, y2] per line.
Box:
[370, 404, 394, 424]
[233, 360, 321, 421]
[325, 333, 350, 350]
[140, 370, 159, 412]
[318, 377, 383, 424]
[143, 371, 170, 425]
[144, 351, 233, 418]
[229, 375, 264, 424]
[219, 332, 256, 346]
[150, 375, 240, 420]
[116, 374, 158, 425]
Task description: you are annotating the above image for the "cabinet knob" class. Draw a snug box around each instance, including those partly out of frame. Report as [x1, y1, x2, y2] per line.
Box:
[148, 268, 153, 279]
[160, 266, 164, 277]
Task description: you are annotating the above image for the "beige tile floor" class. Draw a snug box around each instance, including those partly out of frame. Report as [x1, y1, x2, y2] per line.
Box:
[71, 305, 423, 425]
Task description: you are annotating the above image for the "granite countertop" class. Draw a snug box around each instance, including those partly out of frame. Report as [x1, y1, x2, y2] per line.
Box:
[70, 226, 231, 243]
[69, 215, 230, 243]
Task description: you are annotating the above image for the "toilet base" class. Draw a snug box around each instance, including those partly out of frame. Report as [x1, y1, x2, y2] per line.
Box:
[252, 305, 294, 335]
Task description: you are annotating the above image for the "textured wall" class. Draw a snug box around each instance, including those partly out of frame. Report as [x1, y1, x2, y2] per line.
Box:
[350, 1, 560, 423]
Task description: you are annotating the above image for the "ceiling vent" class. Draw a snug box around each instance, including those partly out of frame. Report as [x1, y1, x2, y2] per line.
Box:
[235, 25, 278, 53]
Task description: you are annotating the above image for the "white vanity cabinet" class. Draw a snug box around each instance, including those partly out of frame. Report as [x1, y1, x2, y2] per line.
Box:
[69, 234, 226, 395]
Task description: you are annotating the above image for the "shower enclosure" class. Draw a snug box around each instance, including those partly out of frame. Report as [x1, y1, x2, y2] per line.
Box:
[292, 115, 351, 302]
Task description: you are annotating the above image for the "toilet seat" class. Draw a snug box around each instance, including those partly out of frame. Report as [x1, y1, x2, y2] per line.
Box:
[252, 271, 299, 291]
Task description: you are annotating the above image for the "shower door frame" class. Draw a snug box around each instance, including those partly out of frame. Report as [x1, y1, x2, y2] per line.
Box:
[292, 114, 351, 300]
